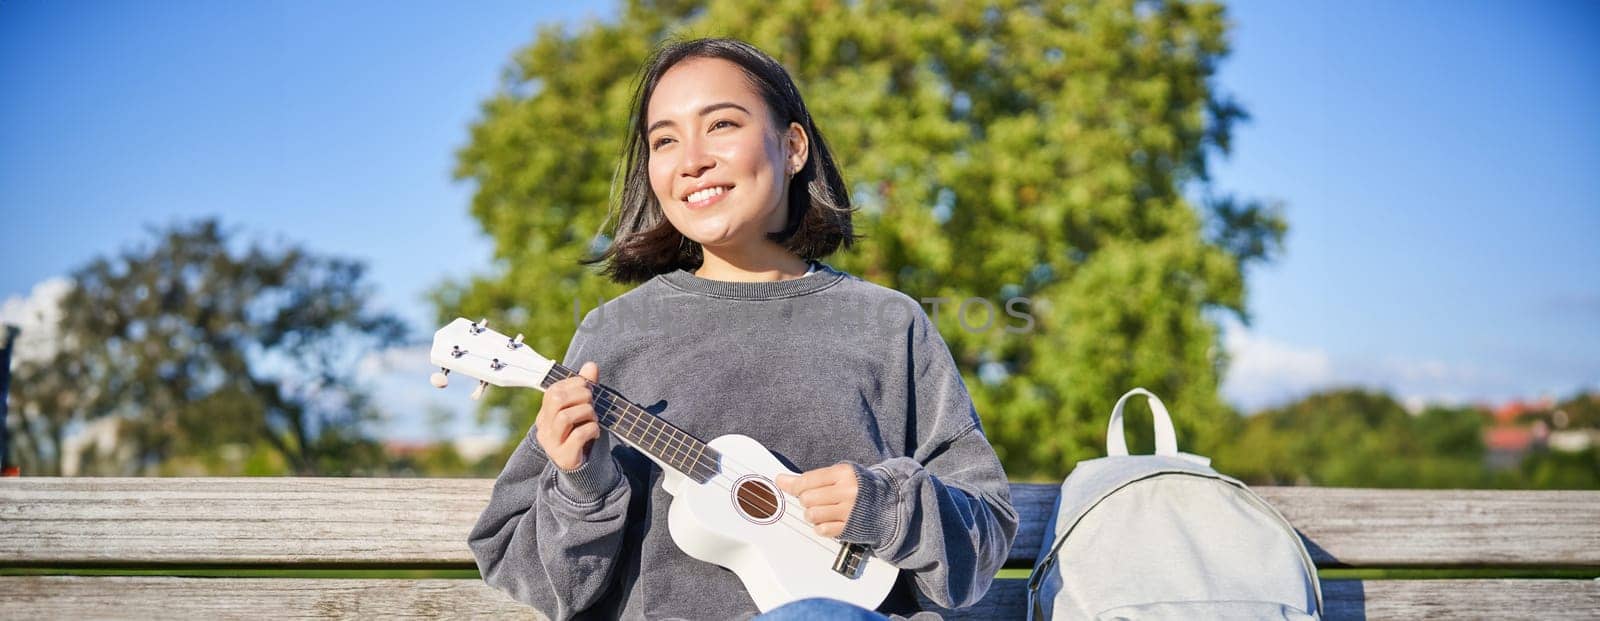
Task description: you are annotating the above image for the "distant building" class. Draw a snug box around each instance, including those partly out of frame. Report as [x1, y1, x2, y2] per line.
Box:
[1484, 426, 1530, 470]
[1547, 429, 1599, 453]
[1491, 398, 1554, 425]
[382, 439, 436, 459]
[451, 435, 503, 463]
[1483, 398, 1557, 470]
[382, 435, 504, 464]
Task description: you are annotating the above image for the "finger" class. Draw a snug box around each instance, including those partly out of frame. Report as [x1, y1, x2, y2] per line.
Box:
[556, 372, 595, 403]
[565, 420, 601, 449]
[559, 402, 597, 424]
[824, 463, 858, 489]
[798, 485, 848, 508]
[774, 473, 798, 494]
[534, 399, 559, 443]
[539, 399, 584, 440]
[552, 420, 600, 468]
[578, 361, 599, 383]
[794, 469, 833, 493]
[785, 472, 830, 495]
[536, 383, 575, 426]
[563, 370, 597, 407]
[799, 466, 851, 493]
[813, 521, 845, 538]
[556, 405, 596, 442]
[804, 504, 851, 525]
[554, 377, 589, 407]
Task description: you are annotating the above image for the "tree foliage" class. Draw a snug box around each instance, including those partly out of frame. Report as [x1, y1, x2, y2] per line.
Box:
[6, 220, 406, 475]
[439, 0, 1286, 479]
[1214, 388, 1599, 489]
[1213, 389, 1489, 488]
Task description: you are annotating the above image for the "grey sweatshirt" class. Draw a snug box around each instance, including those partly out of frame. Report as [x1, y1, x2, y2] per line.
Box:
[467, 263, 1018, 620]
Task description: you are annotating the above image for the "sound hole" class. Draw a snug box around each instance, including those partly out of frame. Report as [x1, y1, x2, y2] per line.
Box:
[735, 478, 780, 521]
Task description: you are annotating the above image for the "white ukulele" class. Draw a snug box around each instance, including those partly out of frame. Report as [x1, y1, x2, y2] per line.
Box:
[428, 318, 899, 611]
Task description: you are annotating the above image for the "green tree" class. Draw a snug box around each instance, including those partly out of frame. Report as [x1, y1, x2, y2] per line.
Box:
[439, 0, 1284, 479]
[1554, 391, 1600, 429]
[1214, 389, 1494, 488]
[6, 220, 406, 475]
[1515, 448, 1600, 489]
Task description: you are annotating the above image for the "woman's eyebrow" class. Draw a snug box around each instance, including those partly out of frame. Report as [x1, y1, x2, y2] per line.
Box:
[647, 102, 752, 135]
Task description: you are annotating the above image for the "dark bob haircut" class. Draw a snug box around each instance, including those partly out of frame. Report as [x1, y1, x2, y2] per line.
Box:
[585, 38, 856, 283]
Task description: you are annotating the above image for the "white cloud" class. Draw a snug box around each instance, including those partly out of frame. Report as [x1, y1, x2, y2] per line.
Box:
[1346, 354, 1507, 410]
[1221, 321, 1522, 414]
[355, 343, 506, 442]
[1, 278, 503, 443]
[356, 342, 430, 378]
[1221, 325, 1335, 411]
[1, 277, 72, 365]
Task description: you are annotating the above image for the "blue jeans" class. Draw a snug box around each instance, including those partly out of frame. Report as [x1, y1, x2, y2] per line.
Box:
[754, 597, 889, 620]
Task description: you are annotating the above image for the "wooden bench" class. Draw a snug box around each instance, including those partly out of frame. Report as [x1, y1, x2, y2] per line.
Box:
[2, 478, 1597, 618]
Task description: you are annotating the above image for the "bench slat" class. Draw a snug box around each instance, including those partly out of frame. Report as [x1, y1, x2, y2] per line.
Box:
[4, 478, 1598, 568]
[933, 577, 1600, 620]
[0, 576, 542, 618]
[1011, 483, 1600, 569]
[0, 478, 488, 566]
[2, 577, 1595, 620]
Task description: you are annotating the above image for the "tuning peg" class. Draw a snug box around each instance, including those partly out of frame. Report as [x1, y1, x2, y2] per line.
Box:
[470, 317, 489, 335]
[470, 380, 489, 401]
[429, 368, 450, 388]
[507, 333, 525, 349]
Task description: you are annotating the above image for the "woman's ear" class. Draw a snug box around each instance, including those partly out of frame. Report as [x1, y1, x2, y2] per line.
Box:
[785, 122, 809, 175]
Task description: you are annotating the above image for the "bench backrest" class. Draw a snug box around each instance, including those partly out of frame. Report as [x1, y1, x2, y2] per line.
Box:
[3, 478, 1597, 618]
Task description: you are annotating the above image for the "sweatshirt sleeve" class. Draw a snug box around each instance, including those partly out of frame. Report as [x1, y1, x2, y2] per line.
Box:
[466, 323, 631, 619]
[838, 309, 1019, 609]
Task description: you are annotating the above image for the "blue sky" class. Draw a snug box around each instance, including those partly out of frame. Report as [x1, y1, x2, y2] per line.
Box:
[1211, 0, 1599, 409]
[3, 1, 1596, 441]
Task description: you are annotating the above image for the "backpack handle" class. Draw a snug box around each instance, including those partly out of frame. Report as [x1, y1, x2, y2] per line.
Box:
[1106, 388, 1179, 457]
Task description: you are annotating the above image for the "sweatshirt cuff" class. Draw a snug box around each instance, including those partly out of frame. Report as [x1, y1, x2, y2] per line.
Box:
[553, 447, 621, 504]
[840, 462, 901, 549]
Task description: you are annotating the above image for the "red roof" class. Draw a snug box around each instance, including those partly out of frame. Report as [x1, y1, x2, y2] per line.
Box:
[383, 440, 436, 457]
[1492, 398, 1554, 424]
[1484, 426, 1533, 451]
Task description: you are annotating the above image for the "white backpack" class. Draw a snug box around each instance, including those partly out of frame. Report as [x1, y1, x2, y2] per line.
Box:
[1026, 388, 1323, 620]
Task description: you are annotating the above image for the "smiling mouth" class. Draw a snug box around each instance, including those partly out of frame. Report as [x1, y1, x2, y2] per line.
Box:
[685, 185, 732, 209]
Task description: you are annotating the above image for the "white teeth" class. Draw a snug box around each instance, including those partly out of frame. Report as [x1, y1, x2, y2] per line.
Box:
[687, 186, 727, 203]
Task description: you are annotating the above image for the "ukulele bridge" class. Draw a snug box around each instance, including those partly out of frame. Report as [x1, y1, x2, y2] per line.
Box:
[832, 542, 869, 578]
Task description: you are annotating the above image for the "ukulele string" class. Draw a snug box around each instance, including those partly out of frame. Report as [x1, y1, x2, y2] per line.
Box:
[587, 390, 855, 559]
[548, 364, 778, 494]
[455, 350, 861, 558]
[585, 383, 848, 546]
[538, 364, 852, 557]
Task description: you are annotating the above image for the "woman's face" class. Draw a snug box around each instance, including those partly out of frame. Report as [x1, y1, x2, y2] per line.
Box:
[645, 57, 806, 252]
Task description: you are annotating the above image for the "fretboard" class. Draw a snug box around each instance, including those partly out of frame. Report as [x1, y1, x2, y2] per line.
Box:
[541, 364, 719, 483]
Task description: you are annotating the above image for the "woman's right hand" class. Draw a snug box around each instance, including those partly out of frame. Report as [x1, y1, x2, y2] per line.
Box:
[534, 361, 604, 471]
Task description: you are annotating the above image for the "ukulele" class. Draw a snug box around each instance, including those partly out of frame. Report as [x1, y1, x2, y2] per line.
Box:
[429, 318, 899, 611]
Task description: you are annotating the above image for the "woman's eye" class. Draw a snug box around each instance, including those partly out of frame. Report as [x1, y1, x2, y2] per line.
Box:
[651, 136, 674, 150]
[711, 119, 737, 131]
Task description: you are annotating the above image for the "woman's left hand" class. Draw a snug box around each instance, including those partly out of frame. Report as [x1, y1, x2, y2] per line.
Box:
[775, 463, 859, 538]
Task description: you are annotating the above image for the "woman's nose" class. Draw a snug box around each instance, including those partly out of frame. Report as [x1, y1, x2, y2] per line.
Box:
[677, 138, 715, 178]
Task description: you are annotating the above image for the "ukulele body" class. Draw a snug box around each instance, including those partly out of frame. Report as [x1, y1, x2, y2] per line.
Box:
[659, 433, 900, 612]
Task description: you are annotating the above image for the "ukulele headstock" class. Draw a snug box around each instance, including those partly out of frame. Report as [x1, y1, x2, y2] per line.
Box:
[427, 317, 555, 399]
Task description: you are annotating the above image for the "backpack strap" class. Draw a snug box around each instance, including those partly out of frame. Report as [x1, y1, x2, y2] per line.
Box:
[1106, 387, 1179, 457]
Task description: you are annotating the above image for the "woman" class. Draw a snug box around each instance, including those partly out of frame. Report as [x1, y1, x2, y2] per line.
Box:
[468, 38, 1016, 620]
